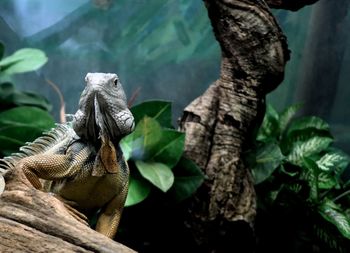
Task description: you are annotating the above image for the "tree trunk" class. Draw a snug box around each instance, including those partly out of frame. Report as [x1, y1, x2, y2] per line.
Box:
[179, 0, 289, 252]
[0, 169, 135, 253]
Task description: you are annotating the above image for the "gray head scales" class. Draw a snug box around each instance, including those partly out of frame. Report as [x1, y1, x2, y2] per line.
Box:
[73, 72, 135, 143]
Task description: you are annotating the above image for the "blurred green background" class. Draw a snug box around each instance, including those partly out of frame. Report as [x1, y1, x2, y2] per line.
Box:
[0, 0, 349, 152]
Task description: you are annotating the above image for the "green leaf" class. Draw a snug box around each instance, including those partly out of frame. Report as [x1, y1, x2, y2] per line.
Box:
[10, 91, 52, 111]
[280, 164, 300, 177]
[281, 128, 332, 155]
[0, 135, 24, 155]
[120, 117, 162, 160]
[169, 157, 205, 202]
[125, 175, 151, 207]
[0, 106, 54, 129]
[319, 199, 350, 239]
[0, 48, 47, 75]
[135, 160, 174, 192]
[0, 82, 14, 96]
[150, 129, 185, 168]
[279, 103, 302, 135]
[0, 42, 4, 60]
[317, 150, 350, 174]
[286, 116, 330, 137]
[120, 137, 133, 161]
[287, 136, 333, 166]
[0, 82, 52, 111]
[0, 107, 55, 153]
[282, 116, 332, 155]
[249, 142, 285, 184]
[131, 100, 172, 127]
[0, 125, 47, 145]
[257, 104, 280, 141]
[302, 157, 320, 200]
[318, 172, 338, 190]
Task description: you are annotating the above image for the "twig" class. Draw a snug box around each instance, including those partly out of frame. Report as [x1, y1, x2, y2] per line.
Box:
[45, 79, 66, 123]
[127, 87, 141, 108]
[332, 189, 350, 203]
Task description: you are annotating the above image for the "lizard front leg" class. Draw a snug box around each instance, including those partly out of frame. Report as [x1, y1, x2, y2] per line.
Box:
[95, 181, 128, 238]
[19, 143, 90, 189]
[18, 143, 91, 224]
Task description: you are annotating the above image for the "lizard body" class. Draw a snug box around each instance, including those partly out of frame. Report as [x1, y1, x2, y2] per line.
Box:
[0, 73, 134, 238]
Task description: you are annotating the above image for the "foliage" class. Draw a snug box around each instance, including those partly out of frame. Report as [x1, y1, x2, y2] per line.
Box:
[0, 42, 53, 157]
[0, 48, 47, 76]
[120, 100, 204, 206]
[248, 104, 350, 252]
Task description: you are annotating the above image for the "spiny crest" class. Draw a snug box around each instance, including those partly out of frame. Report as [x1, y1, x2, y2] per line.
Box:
[0, 124, 76, 171]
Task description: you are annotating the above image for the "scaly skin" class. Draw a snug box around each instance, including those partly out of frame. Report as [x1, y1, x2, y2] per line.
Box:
[0, 73, 134, 238]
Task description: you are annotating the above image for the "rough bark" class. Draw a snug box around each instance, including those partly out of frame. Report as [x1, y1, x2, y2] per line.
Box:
[0, 169, 135, 253]
[179, 0, 289, 251]
[265, 0, 320, 11]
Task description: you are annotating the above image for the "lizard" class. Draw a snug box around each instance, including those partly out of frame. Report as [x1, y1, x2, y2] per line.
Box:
[0, 72, 135, 238]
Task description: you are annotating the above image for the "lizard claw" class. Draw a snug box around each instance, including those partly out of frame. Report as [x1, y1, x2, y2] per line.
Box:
[49, 193, 89, 226]
[64, 203, 89, 226]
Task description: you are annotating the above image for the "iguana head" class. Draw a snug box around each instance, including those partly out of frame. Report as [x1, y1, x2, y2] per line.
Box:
[73, 72, 135, 143]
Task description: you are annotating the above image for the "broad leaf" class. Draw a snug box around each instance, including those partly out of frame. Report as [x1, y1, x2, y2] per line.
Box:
[280, 163, 300, 177]
[317, 150, 350, 174]
[0, 135, 23, 155]
[0, 107, 54, 154]
[135, 161, 174, 192]
[318, 172, 338, 190]
[0, 126, 48, 145]
[257, 104, 280, 141]
[120, 138, 133, 161]
[131, 100, 172, 127]
[0, 82, 52, 111]
[150, 129, 185, 168]
[0, 48, 47, 75]
[287, 137, 333, 166]
[302, 157, 320, 200]
[281, 128, 332, 155]
[249, 142, 285, 184]
[319, 199, 350, 239]
[169, 157, 205, 202]
[125, 175, 151, 206]
[10, 91, 52, 111]
[286, 116, 330, 137]
[0, 82, 14, 96]
[0, 106, 54, 129]
[120, 117, 162, 160]
[279, 104, 302, 135]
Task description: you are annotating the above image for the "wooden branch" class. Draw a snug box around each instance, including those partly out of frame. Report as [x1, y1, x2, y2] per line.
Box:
[179, 0, 289, 250]
[0, 169, 135, 252]
[265, 0, 320, 11]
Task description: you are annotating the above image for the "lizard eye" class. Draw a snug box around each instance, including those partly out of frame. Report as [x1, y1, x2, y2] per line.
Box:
[114, 79, 118, 86]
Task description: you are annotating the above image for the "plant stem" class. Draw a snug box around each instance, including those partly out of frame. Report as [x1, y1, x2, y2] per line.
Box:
[332, 189, 350, 203]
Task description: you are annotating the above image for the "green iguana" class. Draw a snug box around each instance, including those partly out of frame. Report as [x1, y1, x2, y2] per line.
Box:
[0, 72, 135, 238]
